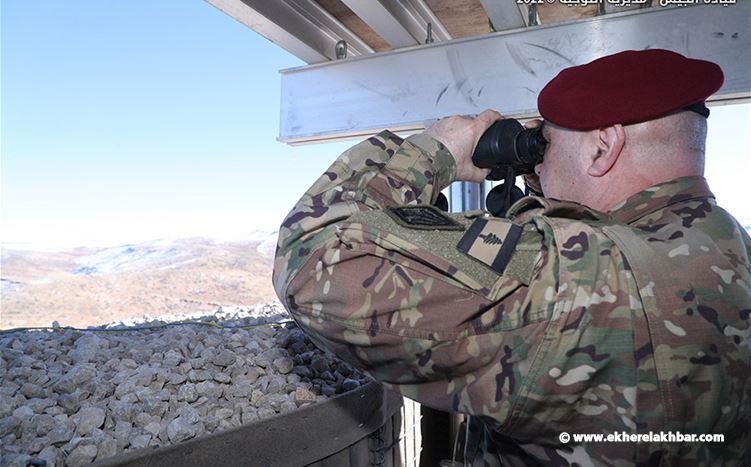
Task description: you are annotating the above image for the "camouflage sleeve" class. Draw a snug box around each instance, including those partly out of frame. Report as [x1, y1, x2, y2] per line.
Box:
[273, 131, 553, 423]
[273, 130, 456, 292]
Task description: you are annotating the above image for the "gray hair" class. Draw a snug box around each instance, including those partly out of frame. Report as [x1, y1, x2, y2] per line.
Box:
[625, 110, 707, 154]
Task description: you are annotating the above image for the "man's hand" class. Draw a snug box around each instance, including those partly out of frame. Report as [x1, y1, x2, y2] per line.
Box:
[422, 109, 503, 183]
[522, 119, 543, 196]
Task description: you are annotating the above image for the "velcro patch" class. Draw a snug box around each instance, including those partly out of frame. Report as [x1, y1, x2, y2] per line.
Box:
[386, 205, 465, 231]
[457, 218, 523, 275]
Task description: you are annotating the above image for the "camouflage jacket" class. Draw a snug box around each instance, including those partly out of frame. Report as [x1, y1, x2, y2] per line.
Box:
[272, 130, 751, 466]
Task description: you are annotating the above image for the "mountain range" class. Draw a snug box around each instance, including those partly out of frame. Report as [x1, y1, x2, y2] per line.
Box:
[1, 232, 278, 330]
[3, 223, 750, 330]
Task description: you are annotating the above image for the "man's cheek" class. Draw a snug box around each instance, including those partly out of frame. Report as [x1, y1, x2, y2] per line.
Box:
[539, 170, 550, 194]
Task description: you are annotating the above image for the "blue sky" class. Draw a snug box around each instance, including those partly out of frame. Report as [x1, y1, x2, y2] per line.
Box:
[1, 1, 749, 251]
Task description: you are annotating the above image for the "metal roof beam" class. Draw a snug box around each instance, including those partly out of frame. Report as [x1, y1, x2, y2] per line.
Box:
[287, 0, 374, 55]
[278, 3, 751, 144]
[206, 0, 371, 64]
[380, 0, 452, 42]
[339, 0, 419, 48]
[479, 0, 528, 31]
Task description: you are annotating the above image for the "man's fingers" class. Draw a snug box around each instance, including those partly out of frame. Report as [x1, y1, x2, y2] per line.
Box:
[477, 109, 503, 129]
[524, 118, 543, 129]
[473, 167, 492, 183]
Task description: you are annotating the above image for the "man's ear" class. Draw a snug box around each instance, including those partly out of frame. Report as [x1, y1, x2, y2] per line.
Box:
[588, 124, 625, 177]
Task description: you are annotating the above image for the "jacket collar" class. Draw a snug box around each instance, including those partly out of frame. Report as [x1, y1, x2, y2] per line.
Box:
[607, 176, 715, 224]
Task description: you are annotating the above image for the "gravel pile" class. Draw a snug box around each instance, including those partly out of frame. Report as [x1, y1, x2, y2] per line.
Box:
[0, 302, 371, 466]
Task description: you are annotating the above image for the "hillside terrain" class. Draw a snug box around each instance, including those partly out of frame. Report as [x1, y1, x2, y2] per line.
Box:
[1, 234, 278, 329]
[3, 223, 750, 330]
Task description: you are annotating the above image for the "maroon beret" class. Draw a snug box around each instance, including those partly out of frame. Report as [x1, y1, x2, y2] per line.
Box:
[537, 49, 724, 130]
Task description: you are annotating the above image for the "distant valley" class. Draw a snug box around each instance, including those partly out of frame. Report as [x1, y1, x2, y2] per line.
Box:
[0, 233, 278, 329]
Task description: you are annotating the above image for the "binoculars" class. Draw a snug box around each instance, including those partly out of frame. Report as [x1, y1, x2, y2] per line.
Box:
[471, 118, 548, 217]
[472, 119, 547, 179]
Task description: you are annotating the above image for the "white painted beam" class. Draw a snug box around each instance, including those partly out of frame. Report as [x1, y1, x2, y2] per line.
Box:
[279, 4, 751, 144]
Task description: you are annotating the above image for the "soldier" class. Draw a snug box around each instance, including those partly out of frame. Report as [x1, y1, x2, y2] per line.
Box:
[273, 49, 751, 465]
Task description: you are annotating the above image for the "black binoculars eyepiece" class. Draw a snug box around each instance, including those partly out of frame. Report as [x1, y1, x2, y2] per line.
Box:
[471, 119, 547, 180]
[467, 118, 548, 217]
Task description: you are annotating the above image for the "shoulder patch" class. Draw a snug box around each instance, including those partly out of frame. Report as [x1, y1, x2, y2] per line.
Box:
[457, 217, 542, 283]
[457, 218, 522, 274]
[386, 205, 465, 231]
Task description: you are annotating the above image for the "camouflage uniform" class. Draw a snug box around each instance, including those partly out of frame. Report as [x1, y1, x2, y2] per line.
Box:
[273, 130, 751, 466]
